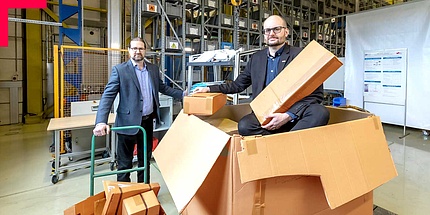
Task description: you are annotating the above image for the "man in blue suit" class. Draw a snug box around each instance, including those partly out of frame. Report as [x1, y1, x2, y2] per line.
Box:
[93, 37, 184, 182]
[193, 15, 329, 135]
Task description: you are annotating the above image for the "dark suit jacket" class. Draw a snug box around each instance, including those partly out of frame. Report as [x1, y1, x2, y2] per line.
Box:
[209, 44, 324, 118]
[96, 60, 183, 135]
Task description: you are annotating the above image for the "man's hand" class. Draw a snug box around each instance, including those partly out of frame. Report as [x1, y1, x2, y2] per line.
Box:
[192, 87, 210, 94]
[261, 113, 292, 130]
[93, 123, 110, 136]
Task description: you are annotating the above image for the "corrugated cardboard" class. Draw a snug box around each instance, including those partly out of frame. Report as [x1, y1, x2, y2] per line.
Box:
[102, 181, 160, 215]
[250, 40, 343, 125]
[122, 190, 160, 215]
[237, 109, 397, 209]
[153, 104, 397, 214]
[183, 93, 227, 115]
[64, 191, 105, 215]
[94, 198, 106, 215]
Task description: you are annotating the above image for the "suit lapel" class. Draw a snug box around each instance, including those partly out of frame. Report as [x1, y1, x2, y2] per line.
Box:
[146, 62, 159, 98]
[278, 45, 291, 73]
[254, 50, 268, 90]
[127, 60, 141, 92]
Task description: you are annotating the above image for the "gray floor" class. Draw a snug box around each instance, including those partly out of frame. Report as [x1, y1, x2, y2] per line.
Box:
[0, 120, 429, 214]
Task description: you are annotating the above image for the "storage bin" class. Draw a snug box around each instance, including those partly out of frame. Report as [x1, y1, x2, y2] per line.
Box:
[165, 2, 182, 17]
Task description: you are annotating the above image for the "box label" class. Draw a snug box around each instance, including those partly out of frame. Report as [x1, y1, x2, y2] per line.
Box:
[146, 4, 157, 12]
[169, 42, 179, 49]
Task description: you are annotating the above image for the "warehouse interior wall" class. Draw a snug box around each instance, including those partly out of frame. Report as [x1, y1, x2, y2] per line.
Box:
[344, 0, 430, 130]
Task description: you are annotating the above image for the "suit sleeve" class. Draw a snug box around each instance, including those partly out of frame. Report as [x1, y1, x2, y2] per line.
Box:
[156, 66, 183, 99]
[95, 66, 120, 124]
[287, 84, 324, 118]
[209, 55, 253, 94]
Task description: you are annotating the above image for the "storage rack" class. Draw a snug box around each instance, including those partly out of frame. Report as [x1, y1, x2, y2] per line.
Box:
[131, 0, 411, 88]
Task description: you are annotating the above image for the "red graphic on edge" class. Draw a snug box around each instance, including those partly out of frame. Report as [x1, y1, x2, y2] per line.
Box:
[1, 0, 47, 47]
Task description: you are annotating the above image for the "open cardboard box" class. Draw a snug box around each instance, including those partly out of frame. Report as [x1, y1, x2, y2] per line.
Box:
[250, 40, 343, 125]
[153, 104, 397, 214]
[183, 93, 227, 115]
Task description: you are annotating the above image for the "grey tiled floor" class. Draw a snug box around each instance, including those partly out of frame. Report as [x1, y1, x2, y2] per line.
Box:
[0, 120, 429, 214]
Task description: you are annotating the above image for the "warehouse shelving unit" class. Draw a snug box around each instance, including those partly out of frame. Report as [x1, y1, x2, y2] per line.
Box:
[130, 0, 414, 89]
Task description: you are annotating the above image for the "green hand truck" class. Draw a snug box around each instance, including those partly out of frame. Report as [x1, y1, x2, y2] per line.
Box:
[89, 126, 148, 196]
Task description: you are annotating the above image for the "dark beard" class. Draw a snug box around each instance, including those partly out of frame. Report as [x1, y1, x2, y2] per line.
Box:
[132, 56, 144, 62]
[267, 38, 283, 47]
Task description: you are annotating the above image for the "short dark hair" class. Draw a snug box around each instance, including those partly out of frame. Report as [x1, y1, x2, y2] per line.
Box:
[129, 37, 147, 49]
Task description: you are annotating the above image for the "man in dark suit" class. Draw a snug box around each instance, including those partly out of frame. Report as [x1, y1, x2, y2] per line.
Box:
[93, 37, 184, 182]
[193, 15, 329, 135]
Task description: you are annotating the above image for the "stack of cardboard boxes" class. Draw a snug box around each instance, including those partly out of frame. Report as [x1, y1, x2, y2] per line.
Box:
[64, 181, 164, 215]
[153, 40, 398, 214]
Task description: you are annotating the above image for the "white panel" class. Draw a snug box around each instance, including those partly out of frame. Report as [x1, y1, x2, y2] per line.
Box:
[71, 100, 100, 116]
[0, 88, 9, 103]
[0, 59, 16, 80]
[0, 39, 16, 58]
[365, 102, 405, 126]
[0, 104, 10, 125]
[324, 57, 345, 90]
[83, 27, 100, 45]
[345, 1, 430, 130]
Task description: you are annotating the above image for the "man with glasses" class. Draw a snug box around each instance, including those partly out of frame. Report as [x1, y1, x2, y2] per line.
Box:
[93, 37, 185, 183]
[193, 15, 329, 135]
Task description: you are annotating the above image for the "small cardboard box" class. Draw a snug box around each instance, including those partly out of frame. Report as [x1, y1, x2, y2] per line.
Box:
[250, 40, 343, 125]
[102, 181, 160, 215]
[153, 104, 397, 214]
[64, 191, 105, 215]
[183, 93, 227, 115]
[122, 190, 160, 215]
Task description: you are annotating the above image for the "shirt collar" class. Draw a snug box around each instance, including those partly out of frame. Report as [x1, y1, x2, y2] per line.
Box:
[267, 43, 286, 58]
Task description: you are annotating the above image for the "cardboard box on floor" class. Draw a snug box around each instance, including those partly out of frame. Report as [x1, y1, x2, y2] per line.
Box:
[250, 40, 343, 125]
[64, 191, 105, 215]
[102, 181, 160, 215]
[122, 190, 160, 215]
[153, 104, 397, 215]
[183, 93, 227, 115]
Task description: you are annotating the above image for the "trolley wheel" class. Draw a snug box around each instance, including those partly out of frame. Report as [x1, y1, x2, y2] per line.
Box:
[102, 150, 110, 158]
[52, 175, 59, 184]
[109, 162, 116, 171]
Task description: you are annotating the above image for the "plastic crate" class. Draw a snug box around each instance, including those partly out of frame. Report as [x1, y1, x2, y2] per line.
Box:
[221, 42, 233, 50]
[238, 17, 248, 29]
[143, 0, 160, 14]
[166, 2, 182, 17]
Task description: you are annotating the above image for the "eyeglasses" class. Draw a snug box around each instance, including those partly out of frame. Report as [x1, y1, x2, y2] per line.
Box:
[263, 26, 286, 35]
[129, 47, 145, 52]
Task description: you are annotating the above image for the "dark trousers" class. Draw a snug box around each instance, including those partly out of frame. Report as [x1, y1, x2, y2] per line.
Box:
[238, 103, 330, 136]
[116, 115, 154, 183]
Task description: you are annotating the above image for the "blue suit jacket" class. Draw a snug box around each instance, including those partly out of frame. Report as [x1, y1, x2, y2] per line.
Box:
[209, 45, 324, 118]
[96, 60, 183, 135]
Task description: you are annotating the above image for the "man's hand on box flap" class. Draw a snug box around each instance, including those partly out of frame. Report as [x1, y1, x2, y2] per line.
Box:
[261, 113, 292, 131]
[192, 87, 210, 94]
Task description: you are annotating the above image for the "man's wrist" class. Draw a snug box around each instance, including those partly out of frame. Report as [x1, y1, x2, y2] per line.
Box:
[96, 123, 107, 127]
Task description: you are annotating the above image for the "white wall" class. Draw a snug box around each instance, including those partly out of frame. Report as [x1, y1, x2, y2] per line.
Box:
[345, 1, 430, 130]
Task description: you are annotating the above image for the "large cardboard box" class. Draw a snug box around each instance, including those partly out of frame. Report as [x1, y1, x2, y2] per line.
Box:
[183, 93, 227, 115]
[250, 40, 343, 125]
[64, 191, 105, 215]
[153, 104, 397, 214]
[122, 190, 160, 215]
[102, 181, 160, 215]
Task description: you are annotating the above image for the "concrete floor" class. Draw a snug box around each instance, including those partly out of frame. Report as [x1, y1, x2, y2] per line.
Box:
[0, 120, 429, 214]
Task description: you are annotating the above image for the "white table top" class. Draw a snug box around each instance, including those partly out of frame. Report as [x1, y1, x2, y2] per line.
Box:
[47, 113, 115, 131]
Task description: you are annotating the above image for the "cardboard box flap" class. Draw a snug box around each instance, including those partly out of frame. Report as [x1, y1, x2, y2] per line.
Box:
[189, 93, 221, 98]
[237, 116, 397, 209]
[153, 110, 231, 213]
[250, 40, 343, 125]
